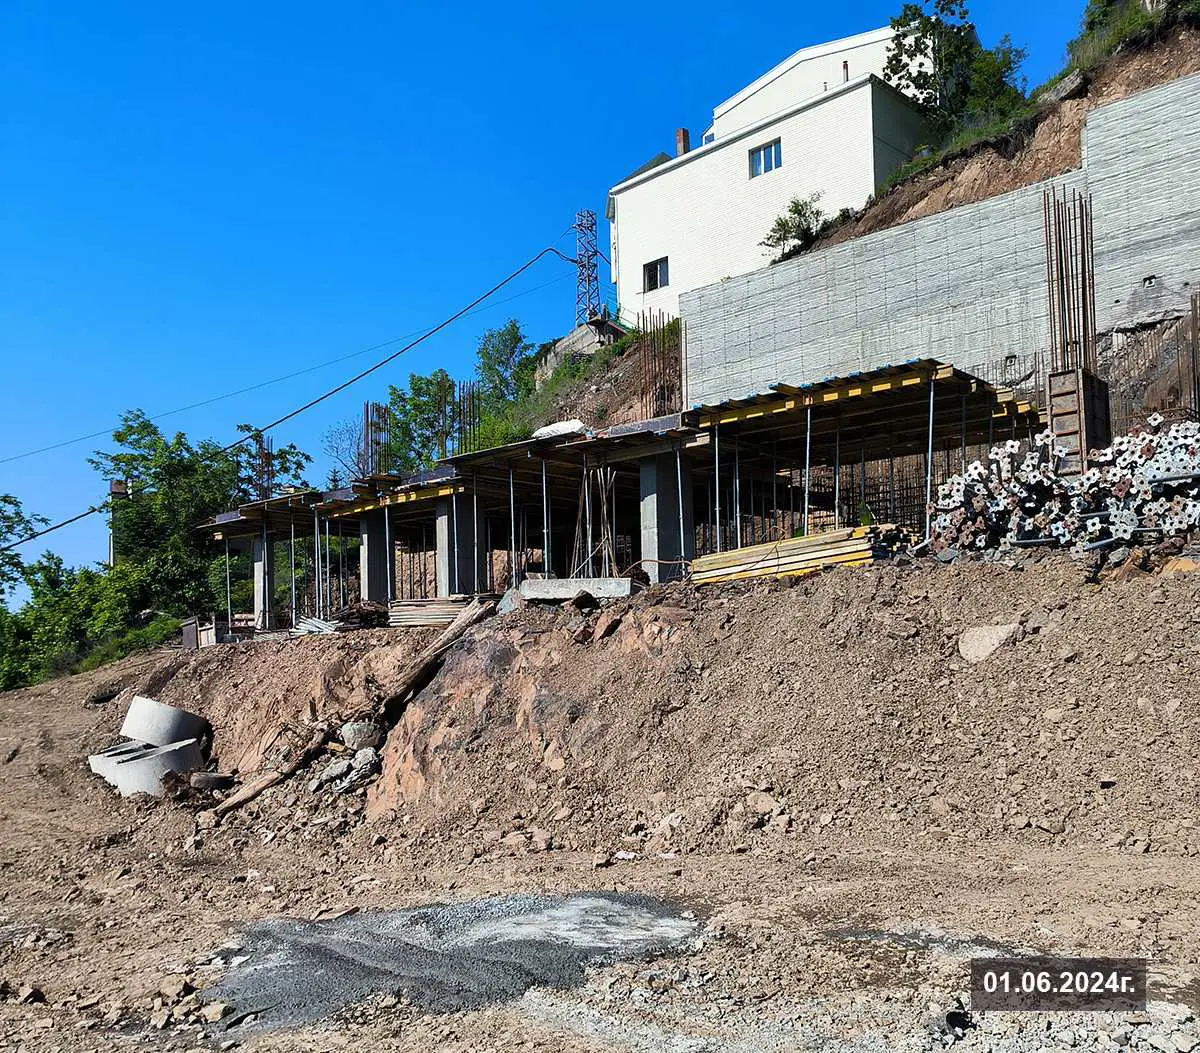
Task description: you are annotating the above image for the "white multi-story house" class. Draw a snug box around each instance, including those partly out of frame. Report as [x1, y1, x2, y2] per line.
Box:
[606, 26, 927, 319]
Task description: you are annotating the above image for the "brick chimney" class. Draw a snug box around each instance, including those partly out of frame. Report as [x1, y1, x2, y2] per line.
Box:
[675, 127, 691, 156]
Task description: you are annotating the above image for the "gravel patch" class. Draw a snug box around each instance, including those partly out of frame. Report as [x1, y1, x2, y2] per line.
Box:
[202, 891, 698, 1033]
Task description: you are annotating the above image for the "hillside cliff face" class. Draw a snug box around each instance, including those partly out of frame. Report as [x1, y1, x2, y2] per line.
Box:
[817, 25, 1200, 249]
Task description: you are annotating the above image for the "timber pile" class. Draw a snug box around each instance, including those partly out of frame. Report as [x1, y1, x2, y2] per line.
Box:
[690, 525, 910, 585]
[330, 601, 390, 630]
[929, 419, 1200, 557]
[389, 596, 486, 628]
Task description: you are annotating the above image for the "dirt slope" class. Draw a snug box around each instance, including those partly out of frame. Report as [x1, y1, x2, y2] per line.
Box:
[3, 557, 1200, 1051]
[366, 557, 1200, 859]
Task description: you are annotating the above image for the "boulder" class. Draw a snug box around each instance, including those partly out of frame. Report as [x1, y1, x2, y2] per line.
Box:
[958, 624, 1020, 664]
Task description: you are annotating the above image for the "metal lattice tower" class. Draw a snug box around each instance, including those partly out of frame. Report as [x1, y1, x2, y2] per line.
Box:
[573, 209, 600, 326]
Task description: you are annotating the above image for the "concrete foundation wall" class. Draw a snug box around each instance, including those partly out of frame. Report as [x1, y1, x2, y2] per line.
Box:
[682, 72, 1200, 406]
[1086, 72, 1200, 327]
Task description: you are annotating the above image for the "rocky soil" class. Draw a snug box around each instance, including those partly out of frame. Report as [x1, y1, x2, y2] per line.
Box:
[2, 556, 1200, 1051]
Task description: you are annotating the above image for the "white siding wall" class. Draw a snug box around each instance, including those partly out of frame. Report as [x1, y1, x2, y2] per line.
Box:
[611, 84, 877, 319]
[711, 33, 893, 138]
[870, 81, 929, 188]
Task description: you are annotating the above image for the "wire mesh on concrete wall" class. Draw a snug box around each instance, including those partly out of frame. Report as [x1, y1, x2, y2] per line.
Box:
[1099, 293, 1200, 436]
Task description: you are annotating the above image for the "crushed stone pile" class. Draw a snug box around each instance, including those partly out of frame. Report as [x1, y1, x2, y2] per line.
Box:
[930, 418, 1200, 559]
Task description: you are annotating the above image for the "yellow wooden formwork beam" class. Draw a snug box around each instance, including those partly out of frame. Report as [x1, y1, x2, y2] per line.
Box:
[699, 364, 956, 428]
[331, 482, 465, 518]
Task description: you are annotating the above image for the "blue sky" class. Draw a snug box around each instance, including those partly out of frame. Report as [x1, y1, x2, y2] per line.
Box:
[1, 0, 1084, 578]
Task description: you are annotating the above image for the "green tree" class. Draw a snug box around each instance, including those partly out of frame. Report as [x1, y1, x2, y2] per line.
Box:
[761, 194, 827, 262]
[0, 494, 45, 599]
[885, 0, 1026, 141]
[477, 320, 535, 407]
[0, 414, 312, 688]
[385, 368, 459, 471]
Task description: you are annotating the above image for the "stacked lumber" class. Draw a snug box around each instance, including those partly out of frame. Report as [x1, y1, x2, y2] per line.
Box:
[388, 595, 489, 628]
[690, 526, 909, 585]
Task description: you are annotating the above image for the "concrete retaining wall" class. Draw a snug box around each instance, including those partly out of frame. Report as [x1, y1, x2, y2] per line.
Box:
[681, 72, 1200, 406]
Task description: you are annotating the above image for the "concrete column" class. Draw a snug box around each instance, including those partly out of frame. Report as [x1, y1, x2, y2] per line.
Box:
[251, 536, 275, 629]
[436, 496, 488, 597]
[639, 452, 694, 584]
[358, 508, 393, 604]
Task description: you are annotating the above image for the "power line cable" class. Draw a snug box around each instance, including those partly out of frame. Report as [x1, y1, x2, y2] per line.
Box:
[1, 271, 574, 466]
[3, 242, 578, 552]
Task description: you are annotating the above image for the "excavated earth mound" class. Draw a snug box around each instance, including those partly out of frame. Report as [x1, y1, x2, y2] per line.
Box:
[365, 557, 1200, 859]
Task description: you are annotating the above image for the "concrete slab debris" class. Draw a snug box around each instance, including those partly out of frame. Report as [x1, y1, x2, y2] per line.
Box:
[519, 578, 633, 602]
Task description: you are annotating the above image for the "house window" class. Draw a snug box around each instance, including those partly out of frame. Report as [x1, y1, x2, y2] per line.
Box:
[749, 139, 782, 178]
[643, 257, 669, 292]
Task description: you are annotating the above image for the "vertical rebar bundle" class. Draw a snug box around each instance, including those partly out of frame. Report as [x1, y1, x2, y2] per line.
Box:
[1044, 187, 1098, 373]
[361, 401, 397, 477]
[253, 434, 274, 500]
[454, 380, 481, 456]
[637, 310, 682, 419]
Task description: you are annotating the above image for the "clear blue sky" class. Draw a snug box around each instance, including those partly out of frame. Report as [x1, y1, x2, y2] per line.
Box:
[1, 0, 1084, 577]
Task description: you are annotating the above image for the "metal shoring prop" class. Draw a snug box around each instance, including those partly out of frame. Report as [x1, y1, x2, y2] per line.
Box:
[473, 472, 480, 595]
[225, 538, 233, 633]
[289, 517, 296, 626]
[508, 462, 517, 589]
[834, 422, 841, 530]
[734, 437, 742, 549]
[262, 520, 271, 628]
[324, 517, 332, 615]
[313, 508, 322, 616]
[676, 443, 686, 580]
[383, 503, 393, 603]
[803, 405, 812, 536]
[338, 519, 345, 608]
[714, 423, 722, 552]
[451, 486, 460, 596]
[583, 456, 593, 576]
[925, 378, 936, 540]
[541, 459, 550, 578]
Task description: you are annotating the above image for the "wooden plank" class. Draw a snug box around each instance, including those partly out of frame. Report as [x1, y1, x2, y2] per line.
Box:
[691, 536, 871, 574]
[690, 525, 889, 573]
[691, 540, 877, 578]
[693, 550, 876, 585]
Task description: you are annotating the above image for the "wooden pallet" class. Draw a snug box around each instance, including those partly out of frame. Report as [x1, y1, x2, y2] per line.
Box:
[690, 526, 900, 585]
